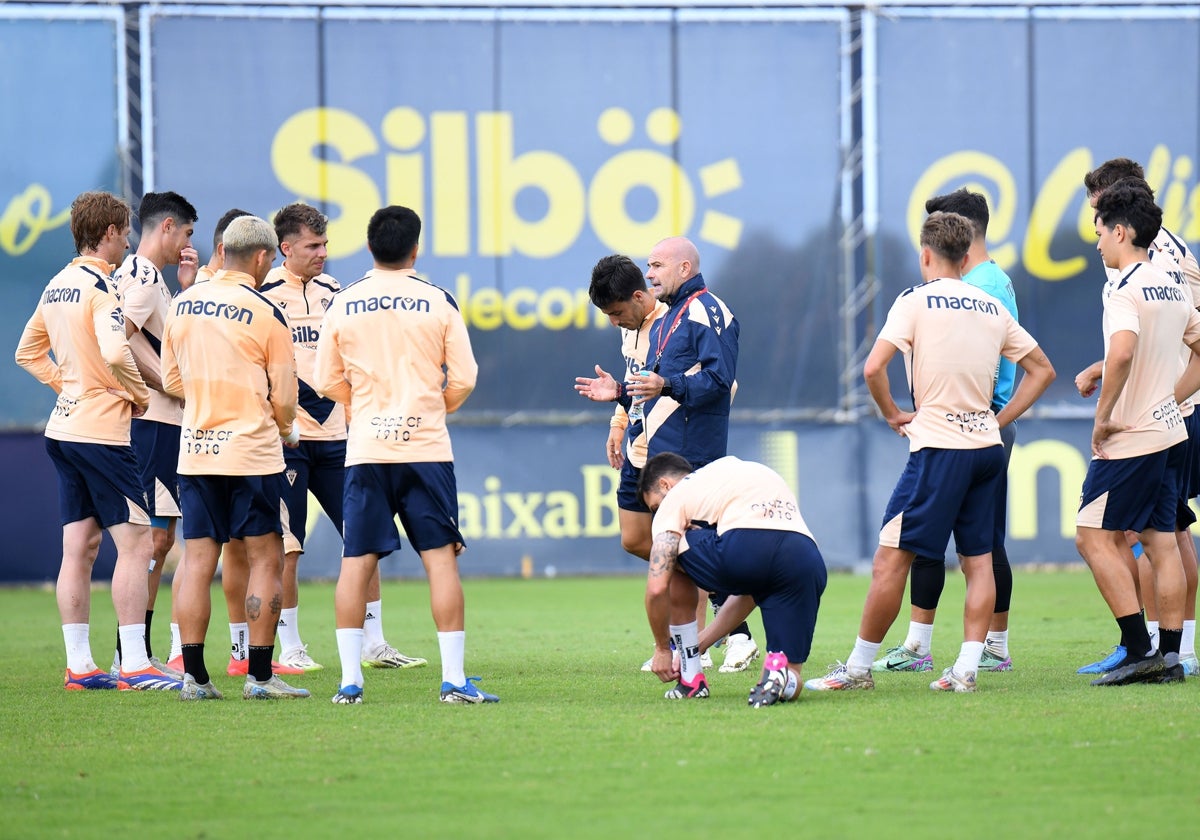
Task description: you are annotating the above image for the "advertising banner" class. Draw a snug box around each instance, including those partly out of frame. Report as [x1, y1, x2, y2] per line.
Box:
[144, 8, 848, 414]
[872, 7, 1200, 410]
[1, 7, 125, 429]
[0, 418, 1126, 582]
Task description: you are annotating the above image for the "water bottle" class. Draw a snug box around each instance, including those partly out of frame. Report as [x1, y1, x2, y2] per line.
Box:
[627, 370, 650, 422]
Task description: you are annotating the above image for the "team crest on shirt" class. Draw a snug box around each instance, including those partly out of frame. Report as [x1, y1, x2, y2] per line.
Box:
[320, 298, 331, 311]
[286, 469, 298, 486]
[277, 301, 287, 309]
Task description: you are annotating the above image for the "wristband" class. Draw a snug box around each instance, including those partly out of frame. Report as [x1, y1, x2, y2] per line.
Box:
[282, 426, 300, 446]
[659, 379, 674, 399]
[614, 381, 624, 401]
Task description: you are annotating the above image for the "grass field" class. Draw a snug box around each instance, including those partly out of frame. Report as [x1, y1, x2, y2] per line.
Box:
[1, 568, 1196, 839]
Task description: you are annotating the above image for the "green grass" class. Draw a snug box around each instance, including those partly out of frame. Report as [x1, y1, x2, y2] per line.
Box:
[1, 570, 1196, 839]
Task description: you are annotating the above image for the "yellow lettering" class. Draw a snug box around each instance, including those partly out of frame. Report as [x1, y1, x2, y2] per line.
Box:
[1025, 147, 1092, 281]
[503, 492, 544, 538]
[581, 465, 620, 536]
[1158, 150, 1192, 234]
[271, 108, 381, 260]
[0, 184, 70, 256]
[472, 288, 504, 331]
[475, 112, 584, 258]
[1007, 439, 1089, 540]
[543, 491, 582, 537]
[538, 288, 576, 331]
[589, 149, 694, 254]
[458, 493, 481, 539]
[382, 106, 426, 239]
[482, 476, 503, 538]
[430, 111, 470, 256]
[505, 288, 538, 331]
[907, 151, 1019, 272]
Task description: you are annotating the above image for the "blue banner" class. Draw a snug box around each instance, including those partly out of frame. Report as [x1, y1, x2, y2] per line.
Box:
[874, 8, 1200, 409]
[144, 8, 848, 412]
[0, 419, 1142, 581]
[1, 8, 124, 429]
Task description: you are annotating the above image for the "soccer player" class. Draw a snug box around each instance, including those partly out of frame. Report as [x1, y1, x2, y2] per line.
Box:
[14, 190, 180, 691]
[163, 206, 296, 677]
[1073, 179, 1200, 686]
[1075, 158, 1200, 677]
[262, 202, 424, 672]
[805, 212, 1054, 694]
[112, 191, 198, 677]
[873, 189, 1021, 674]
[317, 205, 493, 705]
[575, 255, 711, 670]
[162, 215, 309, 701]
[638, 453, 827, 705]
[575, 237, 759, 672]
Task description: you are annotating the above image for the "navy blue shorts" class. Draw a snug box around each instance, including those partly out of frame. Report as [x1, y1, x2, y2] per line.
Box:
[281, 439, 346, 554]
[179, 473, 286, 543]
[1077, 443, 1183, 533]
[45, 438, 150, 528]
[880, 445, 1005, 558]
[342, 462, 463, 559]
[677, 528, 826, 664]
[130, 418, 181, 518]
[1183, 410, 1200, 501]
[616, 458, 650, 513]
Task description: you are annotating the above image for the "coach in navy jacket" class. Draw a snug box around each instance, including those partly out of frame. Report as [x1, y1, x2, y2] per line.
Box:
[621, 236, 739, 469]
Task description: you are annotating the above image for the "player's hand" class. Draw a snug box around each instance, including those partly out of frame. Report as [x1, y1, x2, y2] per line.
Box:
[574, 364, 619, 402]
[453, 542, 465, 557]
[281, 426, 300, 448]
[885, 409, 916, 436]
[1091, 419, 1128, 458]
[1075, 368, 1101, 398]
[107, 386, 148, 417]
[177, 246, 200, 291]
[650, 645, 679, 683]
[605, 426, 625, 470]
[625, 370, 663, 405]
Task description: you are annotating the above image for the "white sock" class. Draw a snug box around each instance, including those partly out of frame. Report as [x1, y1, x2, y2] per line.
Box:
[985, 629, 1009, 657]
[783, 670, 799, 700]
[847, 637, 881, 675]
[1147, 620, 1160, 650]
[670, 621, 702, 683]
[63, 624, 95, 673]
[363, 600, 385, 650]
[336, 627, 365, 689]
[118, 624, 151, 671]
[903, 622, 934, 656]
[438, 630, 466, 687]
[169, 623, 182, 661]
[1182, 619, 1196, 658]
[230, 622, 248, 661]
[954, 641, 985, 676]
[277, 607, 302, 653]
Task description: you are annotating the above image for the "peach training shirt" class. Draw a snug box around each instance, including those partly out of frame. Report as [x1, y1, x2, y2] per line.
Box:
[651, 456, 815, 555]
[161, 269, 297, 476]
[15, 256, 150, 445]
[115, 254, 185, 426]
[878, 277, 1039, 452]
[260, 266, 346, 441]
[314, 267, 477, 466]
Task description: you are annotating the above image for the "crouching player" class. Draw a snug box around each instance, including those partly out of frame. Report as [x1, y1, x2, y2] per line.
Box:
[639, 453, 827, 706]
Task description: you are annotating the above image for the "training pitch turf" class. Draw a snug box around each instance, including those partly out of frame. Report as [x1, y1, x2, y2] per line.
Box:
[0, 569, 1195, 838]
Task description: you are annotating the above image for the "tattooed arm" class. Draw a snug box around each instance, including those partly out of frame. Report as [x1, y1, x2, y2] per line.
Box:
[645, 530, 682, 681]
